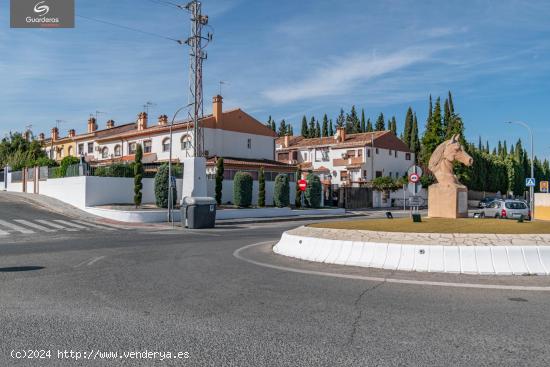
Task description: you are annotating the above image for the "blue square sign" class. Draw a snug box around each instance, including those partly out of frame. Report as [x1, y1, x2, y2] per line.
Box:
[526, 178, 536, 187]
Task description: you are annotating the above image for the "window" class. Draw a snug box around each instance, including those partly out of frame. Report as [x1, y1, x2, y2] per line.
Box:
[366, 149, 371, 158]
[304, 152, 308, 161]
[376, 171, 382, 178]
[375, 148, 379, 154]
[340, 171, 348, 181]
[346, 150, 356, 158]
[278, 152, 289, 161]
[129, 142, 137, 155]
[114, 145, 122, 157]
[247, 138, 252, 149]
[144, 140, 152, 153]
[78, 144, 84, 155]
[363, 170, 367, 178]
[292, 151, 298, 160]
[181, 135, 192, 150]
[87, 142, 94, 154]
[68, 146, 73, 156]
[162, 138, 170, 152]
[101, 147, 109, 159]
[358, 149, 363, 157]
[395, 150, 398, 158]
[389, 172, 392, 178]
[405, 153, 411, 161]
[389, 149, 392, 155]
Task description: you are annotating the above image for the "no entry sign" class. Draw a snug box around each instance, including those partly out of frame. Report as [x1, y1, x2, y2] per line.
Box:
[298, 179, 307, 191]
[409, 173, 420, 183]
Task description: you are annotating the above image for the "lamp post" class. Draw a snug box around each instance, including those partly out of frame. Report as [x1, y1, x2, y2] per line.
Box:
[168, 104, 193, 224]
[505, 121, 535, 217]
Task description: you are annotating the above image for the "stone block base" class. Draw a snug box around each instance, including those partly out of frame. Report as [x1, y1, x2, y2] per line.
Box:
[428, 184, 468, 218]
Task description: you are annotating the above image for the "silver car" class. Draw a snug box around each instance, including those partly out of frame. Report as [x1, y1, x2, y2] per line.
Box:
[481, 199, 531, 220]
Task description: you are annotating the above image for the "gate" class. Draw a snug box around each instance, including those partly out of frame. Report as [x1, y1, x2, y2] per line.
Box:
[339, 187, 372, 209]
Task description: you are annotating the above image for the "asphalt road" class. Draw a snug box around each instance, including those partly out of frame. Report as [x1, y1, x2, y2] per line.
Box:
[0, 192, 549, 366]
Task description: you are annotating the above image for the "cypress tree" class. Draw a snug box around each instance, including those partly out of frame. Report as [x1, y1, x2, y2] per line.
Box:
[348, 105, 360, 133]
[478, 136, 483, 151]
[421, 96, 444, 165]
[301, 116, 308, 137]
[258, 167, 265, 207]
[403, 107, 413, 146]
[390, 116, 397, 135]
[486, 141, 490, 153]
[360, 108, 366, 133]
[266, 115, 273, 129]
[278, 120, 288, 137]
[433, 97, 444, 140]
[315, 120, 321, 138]
[448, 91, 455, 114]
[133, 144, 143, 208]
[375, 113, 385, 131]
[288, 125, 294, 136]
[309, 117, 316, 137]
[366, 118, 373, 132]
[329, 119, 334, 136]
[443, 99, 451, 138]
[502, 141, 508, 157]
[336, 108, 345, 127]
[411, 113, 420, 162]
[322, 114, 329, 137]
[215, 157, 224, 205]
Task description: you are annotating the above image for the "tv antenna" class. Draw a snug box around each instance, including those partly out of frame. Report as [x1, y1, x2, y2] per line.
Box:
[143, 101, 156, 115]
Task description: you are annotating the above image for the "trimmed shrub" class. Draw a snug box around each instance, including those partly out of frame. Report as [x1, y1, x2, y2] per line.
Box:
[258, 167, 266, 207]
[215, 157, 224, 205]
[233, 171, 253, 207]
[304, 173, 322, 208]
[55, 156, 80, 178]
[294, 169, 302, 208]
[273, 174, 290, 208]
[154, 163, 177, 208]
[134, 144, 144, 207]
[372, 176, 399, 192]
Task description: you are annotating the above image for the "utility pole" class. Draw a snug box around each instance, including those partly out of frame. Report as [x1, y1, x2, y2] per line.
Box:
[184, 0, 212, 157]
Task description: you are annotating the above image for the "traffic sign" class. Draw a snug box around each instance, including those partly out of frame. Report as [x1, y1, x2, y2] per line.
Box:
[407, 165, 423, 177]
[409, 173, 420, 184]
[409, 196, 423, 206]
[541, 181, 549, 193]
[526, 177, 536, 187]
[298, 179, 307, 192]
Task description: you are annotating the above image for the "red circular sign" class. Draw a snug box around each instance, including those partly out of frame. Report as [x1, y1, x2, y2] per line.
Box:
[409, 173, 420, 183]
[298, 179, 307, 191]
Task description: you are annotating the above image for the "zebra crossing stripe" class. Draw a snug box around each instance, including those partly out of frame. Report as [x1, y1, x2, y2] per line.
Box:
[35, 219, 78, 231]
[52, 220, 88, 229]
[14, 220, 57, 233]
[71, 220, 116, 231]
[0, 219, 35, 234]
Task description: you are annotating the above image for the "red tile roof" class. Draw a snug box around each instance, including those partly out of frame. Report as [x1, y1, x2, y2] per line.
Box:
[207, 156, 296, 171]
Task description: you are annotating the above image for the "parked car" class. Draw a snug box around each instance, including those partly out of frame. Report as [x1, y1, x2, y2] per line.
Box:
[478, 197, 497, 208]
[481, 199, 531, 220]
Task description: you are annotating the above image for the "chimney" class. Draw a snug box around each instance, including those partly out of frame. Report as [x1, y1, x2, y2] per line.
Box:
[106, 119, 115, 129]
[158, 114, 168, 126]
[335, 126, 346, 143]
[87, 117, 97, 133]
[68, 129, 76, 138]
[38, 133, 45, 141]
[213, 95, 223, 124]
[51, 127, 59, 142]
[137, 112, 148, 131]
[283, 135, 290, 148]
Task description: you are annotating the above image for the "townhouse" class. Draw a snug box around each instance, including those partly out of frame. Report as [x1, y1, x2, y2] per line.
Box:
[275, 127, 414, 188]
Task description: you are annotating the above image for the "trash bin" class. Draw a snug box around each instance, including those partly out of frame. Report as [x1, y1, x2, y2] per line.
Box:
[181, 197, 216, 229]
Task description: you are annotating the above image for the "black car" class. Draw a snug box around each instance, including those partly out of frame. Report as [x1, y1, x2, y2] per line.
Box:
[478, 197, 497, 208]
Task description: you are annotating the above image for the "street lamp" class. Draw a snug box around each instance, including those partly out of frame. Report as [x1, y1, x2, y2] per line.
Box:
[168, 104, 193, 224]
[505, 121, 535, 216]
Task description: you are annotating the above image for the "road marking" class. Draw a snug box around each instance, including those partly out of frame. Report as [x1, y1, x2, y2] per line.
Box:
[74, 256, 106, 268]
[14, 219, 57, 233]
[35, 219, 78, 231]
[0, 228, 8, 236]
[71, 220, 116, 231]
[0, 219, 35, 234]
[234, 242, 550, 292]
[53, 220, 88, 229]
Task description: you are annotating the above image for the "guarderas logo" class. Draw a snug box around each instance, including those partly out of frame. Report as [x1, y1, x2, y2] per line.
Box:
[33, 1, 50, 16]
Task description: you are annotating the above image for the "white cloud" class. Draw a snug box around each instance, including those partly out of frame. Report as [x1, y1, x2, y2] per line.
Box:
[263, 46, 445, 104]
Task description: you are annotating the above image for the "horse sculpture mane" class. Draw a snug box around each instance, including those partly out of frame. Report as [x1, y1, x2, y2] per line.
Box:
[428, 134, 473, 187]
[428, 140, 448, 174]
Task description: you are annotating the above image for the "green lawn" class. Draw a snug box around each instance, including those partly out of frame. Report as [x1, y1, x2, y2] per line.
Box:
[309, 217, 550, 234]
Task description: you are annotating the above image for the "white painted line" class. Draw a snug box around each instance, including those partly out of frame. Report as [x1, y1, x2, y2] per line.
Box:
[35, 219, 78, 232]
[0, 228, 8, 236]
[53, 220, 88, 229]
[71, 220, 116, 231]
[86, 256, 106, 266]
[0, 219, 34, 234]
[234, 242, 550, 292]
[14, 219, 57, 233]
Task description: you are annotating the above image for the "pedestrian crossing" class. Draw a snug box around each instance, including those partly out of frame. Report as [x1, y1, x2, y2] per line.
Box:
[0, 218, 122, 236]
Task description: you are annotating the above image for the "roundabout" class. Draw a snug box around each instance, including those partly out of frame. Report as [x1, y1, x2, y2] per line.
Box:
[272, 218, 550, 276]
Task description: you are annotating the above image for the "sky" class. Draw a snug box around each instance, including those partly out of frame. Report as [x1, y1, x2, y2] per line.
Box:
[1, 0, 550, 158]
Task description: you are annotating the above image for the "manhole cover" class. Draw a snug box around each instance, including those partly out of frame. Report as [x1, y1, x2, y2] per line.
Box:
[0, 266, 45, 272]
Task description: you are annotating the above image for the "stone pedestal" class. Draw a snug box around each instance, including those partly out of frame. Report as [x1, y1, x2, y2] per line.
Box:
[428, 184, 468, 218]
[181, 157, 207, 200]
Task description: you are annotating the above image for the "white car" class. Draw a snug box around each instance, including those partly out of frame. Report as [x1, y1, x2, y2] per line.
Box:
[481, 199, 531, 220]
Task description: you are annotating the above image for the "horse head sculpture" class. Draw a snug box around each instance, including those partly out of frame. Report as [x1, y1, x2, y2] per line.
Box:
[428, 134, 473, 187]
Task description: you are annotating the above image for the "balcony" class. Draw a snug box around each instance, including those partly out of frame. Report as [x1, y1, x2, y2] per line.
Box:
[333, 156, 364, 166]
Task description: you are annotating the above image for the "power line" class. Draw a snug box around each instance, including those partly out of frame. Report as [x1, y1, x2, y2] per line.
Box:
[146, 0, 185, 9]
[76, 14, 183, 44]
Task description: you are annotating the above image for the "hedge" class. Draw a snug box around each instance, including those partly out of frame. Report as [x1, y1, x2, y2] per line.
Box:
[273, 173, 290, 207]
[233, 171, 253, 207]
[304, 173, 322, 208]
[154, 163, 177, 208]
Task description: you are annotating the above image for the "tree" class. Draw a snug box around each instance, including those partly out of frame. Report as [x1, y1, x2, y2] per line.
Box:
[258, 167, 266, 207]
[360, 108, 366, 133]
[304, 173, 322, 208]
[295, 169, 302, 208]
[288, 124, 294, 136]
[347, 105, 360, 133]
[336, 108, 345, 128]
[390, 116, 397, 135]
[0, 132, 48, 170]
[443, 98, 451, 136]
[233, 172, 253, 207]
[372, 176, 399, 192]
[215, 157, 224, 205]
[410, 113, 420, 162]
[134, 144, 144, 208]
[375, 113, 385, 131]
[366, 118, 373, 132]
[315, 120, 321, 138]
[301, 116, 309, 137]
[154, 164, 176, 209]
[403, 107, 413, 147]
[273, 174, 290, 207]
[322, 114, 329, 137]
[266, 115, 273, 129]
[277, 120, 288, 137]
[328, 119, 334, 136]
[309, 117, 316, 138]
[420, 97, 444, 165]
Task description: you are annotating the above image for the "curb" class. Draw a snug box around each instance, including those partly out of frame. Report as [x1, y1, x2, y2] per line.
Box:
[273, 232, 550, 276]
[216, 213, 365, 226]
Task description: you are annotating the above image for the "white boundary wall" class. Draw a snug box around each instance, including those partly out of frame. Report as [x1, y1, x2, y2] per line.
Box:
[274, 232, 550, 275]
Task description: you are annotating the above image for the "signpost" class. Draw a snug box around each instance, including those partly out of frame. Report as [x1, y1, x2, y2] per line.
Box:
[408, 196, 423, 207]
[541, 181, 549, 193]
[526, 177, 536, 187]
[407, 165, 423, 215]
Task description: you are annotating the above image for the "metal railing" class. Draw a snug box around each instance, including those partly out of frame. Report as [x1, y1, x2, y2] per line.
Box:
[11, 171, 23, 183]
